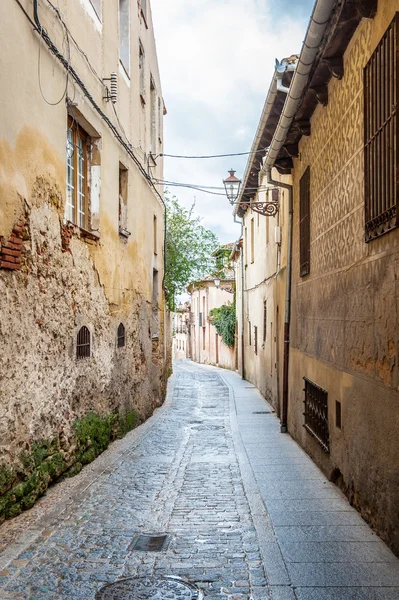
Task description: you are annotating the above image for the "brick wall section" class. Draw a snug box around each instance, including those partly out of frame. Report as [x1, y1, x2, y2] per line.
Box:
[0, 219, 25, 270]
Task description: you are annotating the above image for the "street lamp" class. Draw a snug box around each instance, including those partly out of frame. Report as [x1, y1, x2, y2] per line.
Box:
[223, 168, 279, 217]
[223, 169, 241, 205]
[214, 278, 221, 288]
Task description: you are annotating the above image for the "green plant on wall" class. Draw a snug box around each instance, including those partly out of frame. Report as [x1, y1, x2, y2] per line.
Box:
[209, 299, 236, 348]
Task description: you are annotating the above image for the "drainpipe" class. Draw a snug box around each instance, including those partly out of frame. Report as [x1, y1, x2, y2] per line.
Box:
[262, 0, 336, 433]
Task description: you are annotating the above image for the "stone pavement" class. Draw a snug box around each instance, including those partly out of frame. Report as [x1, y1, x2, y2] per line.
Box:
[0, 360, 398, 599]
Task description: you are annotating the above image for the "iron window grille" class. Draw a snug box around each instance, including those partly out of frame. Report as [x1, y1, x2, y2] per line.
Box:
[364, 14, 398, 241]
[303, 377, 329, 452]
[77, 326, 91, 359]
[117, 323, 126, 348]
[299, 167, 310, 277]
[254, 326, 258, 355]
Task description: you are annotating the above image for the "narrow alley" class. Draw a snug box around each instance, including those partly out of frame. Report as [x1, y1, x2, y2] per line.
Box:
[0, 361, 398, 600]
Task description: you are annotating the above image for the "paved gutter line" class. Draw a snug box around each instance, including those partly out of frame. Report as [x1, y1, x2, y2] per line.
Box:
[0, 376, 177, 573]
[217, 370, 298, 600]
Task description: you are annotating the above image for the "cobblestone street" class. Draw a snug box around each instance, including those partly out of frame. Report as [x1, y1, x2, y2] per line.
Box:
[0, 360, 399, 600]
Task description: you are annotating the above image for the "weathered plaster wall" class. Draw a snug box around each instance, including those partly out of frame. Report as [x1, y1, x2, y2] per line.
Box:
[289, 0, 399, 554]
[237, 171, 289, 414]
[0, 0, 168, 519]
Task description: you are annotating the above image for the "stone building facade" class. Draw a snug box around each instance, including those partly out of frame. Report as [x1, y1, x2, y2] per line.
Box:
[235, 0, 399, 555]
[0, 0, 168, 518]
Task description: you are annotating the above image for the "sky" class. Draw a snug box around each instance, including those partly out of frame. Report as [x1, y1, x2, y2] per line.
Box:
[151, 0, 315, 245]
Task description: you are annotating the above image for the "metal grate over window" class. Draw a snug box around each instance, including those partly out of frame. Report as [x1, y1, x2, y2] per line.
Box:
[364, 14, 398, 241]
[299, 167, 310, 277]
[117, 323, 126, 348]
[77, 326, 91, 359]
[303, 378, 329, 452]
[254, 325, 258, 355]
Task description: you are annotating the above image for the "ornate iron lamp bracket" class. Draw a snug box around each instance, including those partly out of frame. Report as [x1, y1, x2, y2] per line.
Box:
[244, 200, 279, 217]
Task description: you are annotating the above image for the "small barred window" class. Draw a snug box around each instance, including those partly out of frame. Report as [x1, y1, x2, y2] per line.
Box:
[117, 323, 126, 348]
[77, 326, 91, 359]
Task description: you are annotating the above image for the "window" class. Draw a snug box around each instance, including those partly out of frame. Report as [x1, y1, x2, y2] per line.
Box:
[202, 296, 205, 326]
[89, 0, 101, 20]
[139, 41, 145, 103]
[66, 117, 88, 229]
[158, 97, 162, 144]
[119, 164, 129, 236]
[119, 0, 130, 74]
[263, 301, 267, 343]
[254, 326, 258, 355]
[141, 0, 148, 25]
[77, 326, 91, 359]
[364, 15, 398, 241]
[250, 218, 255, 263]
[152, 269, 159, 337]
[336, 400, 342, 429]
[117, 323, 126, 348]
[203, 327, 206, 350]
[304, 378, 329, 452]
[153, 215, 157, 255]
[299, 167, 310, 277]
[244, 226, 248, 266]
[248, 321, 251, 346]
[150, 78, 157, 154]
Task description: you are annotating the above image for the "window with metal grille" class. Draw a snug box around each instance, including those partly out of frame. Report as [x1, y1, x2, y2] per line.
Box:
[248, 321, 252, 346]
[299, 167, 310, 277]
[66, 117, 88, 229]
[117, 323, 126, 348]
[364, 15, 398, 241]
[254, 326, 258, 355]
[303, 378, 329, 452]
[77, 326, 91, 359]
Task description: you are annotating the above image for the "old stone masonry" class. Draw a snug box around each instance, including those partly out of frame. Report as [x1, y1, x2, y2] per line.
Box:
[1, 361, 399, 599]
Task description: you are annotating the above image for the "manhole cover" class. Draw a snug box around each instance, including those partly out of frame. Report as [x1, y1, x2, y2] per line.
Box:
[129, 534, 170, 552]
[96, 576, 202, 599]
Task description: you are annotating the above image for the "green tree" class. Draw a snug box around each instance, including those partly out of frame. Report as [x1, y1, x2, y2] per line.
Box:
[209, 299, 236, 348]
[165, 193, 219, 311]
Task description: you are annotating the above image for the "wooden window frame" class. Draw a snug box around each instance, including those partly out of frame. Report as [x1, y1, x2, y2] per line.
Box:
[364, 14, 398, 242]
[299, 167, 310, 277]
[67, 117, 89, 230]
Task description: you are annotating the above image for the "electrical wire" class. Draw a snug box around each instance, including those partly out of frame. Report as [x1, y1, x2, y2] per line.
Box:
[159, 147, 269, 159]
[37, 15, 70, 105]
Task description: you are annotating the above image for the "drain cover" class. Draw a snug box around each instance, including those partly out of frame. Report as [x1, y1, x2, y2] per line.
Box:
[129, 534, 170, 552]
[96, 576, 202, 599]
[252, 410, 271, 414]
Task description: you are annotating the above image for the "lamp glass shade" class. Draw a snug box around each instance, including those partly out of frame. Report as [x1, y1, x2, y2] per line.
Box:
[223, 169, 241, 204]
[214, 278, 221, 287]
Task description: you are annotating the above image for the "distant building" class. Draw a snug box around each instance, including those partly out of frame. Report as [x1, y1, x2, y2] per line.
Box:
[172, 303, 191, 360]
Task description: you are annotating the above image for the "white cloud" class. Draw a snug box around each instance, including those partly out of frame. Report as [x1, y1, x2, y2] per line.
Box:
[151, 0, 314, 243]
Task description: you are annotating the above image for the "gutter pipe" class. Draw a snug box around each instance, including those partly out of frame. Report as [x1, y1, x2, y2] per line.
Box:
[262, 0, 336, 432]
[233, 59, 296, 217]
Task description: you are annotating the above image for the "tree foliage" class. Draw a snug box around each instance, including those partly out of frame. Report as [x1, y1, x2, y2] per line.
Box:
[209, 300, 236, 348]
[165, 193, 219, 311]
